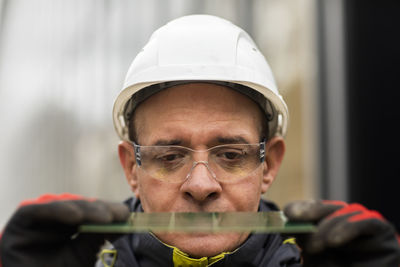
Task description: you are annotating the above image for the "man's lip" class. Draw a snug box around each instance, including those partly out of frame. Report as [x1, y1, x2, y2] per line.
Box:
[168, 206, 233, 213]
[168, 210, 233, 213]
[154, 232, 234, 238]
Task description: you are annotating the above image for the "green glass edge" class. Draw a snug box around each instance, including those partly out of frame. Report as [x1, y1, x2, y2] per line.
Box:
[79, 211, 316, 234]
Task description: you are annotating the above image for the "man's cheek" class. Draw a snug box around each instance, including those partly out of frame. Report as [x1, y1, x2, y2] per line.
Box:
[139, 180, 180, 212]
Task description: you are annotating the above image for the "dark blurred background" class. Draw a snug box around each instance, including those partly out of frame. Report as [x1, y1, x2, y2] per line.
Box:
[345, 0, 400, 229]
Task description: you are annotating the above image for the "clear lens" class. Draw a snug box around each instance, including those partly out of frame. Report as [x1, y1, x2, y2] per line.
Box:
[139, 146, 192, 182]
[210, 145, 261, 180]
[135, 143, 263, 183]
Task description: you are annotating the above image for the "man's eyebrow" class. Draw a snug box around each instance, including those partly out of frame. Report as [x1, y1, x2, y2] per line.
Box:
[153, 139, 182, 146]
[216, 136, 250, 144]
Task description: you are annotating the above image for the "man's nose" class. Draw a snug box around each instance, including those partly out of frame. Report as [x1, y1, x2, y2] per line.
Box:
[180, 161, 222, 203]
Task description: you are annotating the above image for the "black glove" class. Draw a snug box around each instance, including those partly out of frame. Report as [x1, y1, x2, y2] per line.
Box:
[284, 200, 400, 267]
[0, 193, 130, 267]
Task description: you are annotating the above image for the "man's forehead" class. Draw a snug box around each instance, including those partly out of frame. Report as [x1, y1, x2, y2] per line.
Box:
[126, 82, 269, 120]
[137, 120, 261, 147]
[134, 83, 263, 129]
[132, 83, 265, 145]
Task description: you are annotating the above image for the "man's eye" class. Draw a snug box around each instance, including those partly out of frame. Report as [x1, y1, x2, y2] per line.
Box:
[224, 152, 241, 159]
[158, 153, 184, 162]
[218, 150, 245, 160]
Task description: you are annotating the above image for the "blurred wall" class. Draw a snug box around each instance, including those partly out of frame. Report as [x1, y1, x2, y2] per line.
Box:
[0, 0, 318, 227]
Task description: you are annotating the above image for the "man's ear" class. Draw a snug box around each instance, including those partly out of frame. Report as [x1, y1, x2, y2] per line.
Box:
[261, 137, 285, 194]
[118, 141, 140, 199]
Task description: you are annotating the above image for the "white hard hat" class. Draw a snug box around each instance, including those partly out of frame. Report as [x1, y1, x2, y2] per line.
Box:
[113, 14, 288, 141]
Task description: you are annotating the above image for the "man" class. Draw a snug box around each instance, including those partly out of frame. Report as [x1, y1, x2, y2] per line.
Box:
[1, 15, 399, 267]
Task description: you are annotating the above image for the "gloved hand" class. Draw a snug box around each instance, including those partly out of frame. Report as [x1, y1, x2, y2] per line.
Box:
[284, 200, 400, 267]
[0, 193, 130, 267]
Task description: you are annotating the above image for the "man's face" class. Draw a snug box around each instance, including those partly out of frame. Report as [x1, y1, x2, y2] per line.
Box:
[119, 83, 284, 257]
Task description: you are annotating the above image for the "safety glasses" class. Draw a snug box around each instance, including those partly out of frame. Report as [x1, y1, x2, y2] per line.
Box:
[132, 141, 265, 183]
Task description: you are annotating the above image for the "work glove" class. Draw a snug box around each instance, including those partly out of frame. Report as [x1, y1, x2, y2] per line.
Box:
[284, 200, 400, 267]
[0, 193, 130, 267]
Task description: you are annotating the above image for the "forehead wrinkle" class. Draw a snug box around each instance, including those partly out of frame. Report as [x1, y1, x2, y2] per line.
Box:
[150, 124, 256, 147]
[162, 105, 257, 126]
